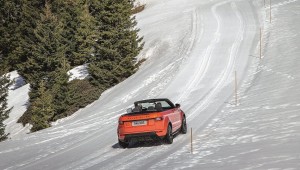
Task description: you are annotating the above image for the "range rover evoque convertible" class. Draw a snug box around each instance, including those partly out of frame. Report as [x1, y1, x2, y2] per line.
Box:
[117, 98, 187, 148]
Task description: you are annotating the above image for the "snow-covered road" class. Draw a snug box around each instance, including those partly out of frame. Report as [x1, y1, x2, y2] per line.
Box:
[1, 0, 300, 169]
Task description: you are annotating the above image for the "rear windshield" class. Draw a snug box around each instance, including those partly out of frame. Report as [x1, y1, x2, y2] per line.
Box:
[132, 100, 173, 113]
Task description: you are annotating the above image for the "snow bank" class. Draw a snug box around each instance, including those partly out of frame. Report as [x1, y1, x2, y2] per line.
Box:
[4, 71, 31, 139]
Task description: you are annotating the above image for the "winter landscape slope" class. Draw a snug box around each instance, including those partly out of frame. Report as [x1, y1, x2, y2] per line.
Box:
[1, 0, 300, 169]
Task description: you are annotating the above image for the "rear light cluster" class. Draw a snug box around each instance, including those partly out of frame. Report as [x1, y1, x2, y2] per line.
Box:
[119, 117, 163, 124]
[155, 117, 163, 121]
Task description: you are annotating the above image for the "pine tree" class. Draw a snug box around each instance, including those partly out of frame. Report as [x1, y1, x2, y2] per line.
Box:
[17, 1, 69, 128]
[0, 0, 44, 70]
[89, 61, 119, 88]
[50, 57, 73, 121]
[89, 0, 143, 87]
[72, 0, 98, 65]
[0, 0, 23, 70]
[51, 0, 82, 66]
[30, 80, 54, 132]
[0, 63, 11, 141]
[17, 1, 67, 92]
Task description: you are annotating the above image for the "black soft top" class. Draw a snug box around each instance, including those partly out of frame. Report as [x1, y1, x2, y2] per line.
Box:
[134, 98, 175, 108]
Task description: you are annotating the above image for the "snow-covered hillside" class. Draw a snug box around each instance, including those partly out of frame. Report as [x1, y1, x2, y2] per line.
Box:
[1, 0, 299, 169]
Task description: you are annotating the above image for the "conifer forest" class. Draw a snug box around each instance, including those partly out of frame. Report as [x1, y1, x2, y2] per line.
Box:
[0, 0, 143, 134]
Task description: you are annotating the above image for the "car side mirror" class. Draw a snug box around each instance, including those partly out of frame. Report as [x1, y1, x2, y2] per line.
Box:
[126, 108, 132, 113]
[175, 103, 181, 108]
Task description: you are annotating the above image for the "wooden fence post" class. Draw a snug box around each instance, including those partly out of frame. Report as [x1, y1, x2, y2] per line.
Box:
[270, 0, 272, 23]
[191, 127, 193, 154]
[235, 71, 238, 106]
[260, 28, 262, 59]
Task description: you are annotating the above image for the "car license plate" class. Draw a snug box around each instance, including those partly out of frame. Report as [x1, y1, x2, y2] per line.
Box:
[132, 120, 147, 126]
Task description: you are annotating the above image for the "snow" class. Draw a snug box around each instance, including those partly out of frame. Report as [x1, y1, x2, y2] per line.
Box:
[1, 0, 300, 169]
[7, 71, 26, 90]
[4, 71, 31, 139]
[67, 64, 89, 82]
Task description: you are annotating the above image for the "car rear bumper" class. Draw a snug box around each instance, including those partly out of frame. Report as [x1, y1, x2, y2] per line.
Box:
[124, 132, 161, 142]
[118, 130, 166, 142]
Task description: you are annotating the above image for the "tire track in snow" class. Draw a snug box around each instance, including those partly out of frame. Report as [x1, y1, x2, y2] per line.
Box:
[271, 0, 298, 8]
[176, 0, 231, 105]
[186, 1, 245, 120]
[5, 105, 130, 170]
[119, 8, 203, 102]
[148, 10, 203, 98]
[175, 9, 207, 103]
[67, 145, 145, 170]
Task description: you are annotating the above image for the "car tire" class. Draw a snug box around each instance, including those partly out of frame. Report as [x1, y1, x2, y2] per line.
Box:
[181, 116, 187, 134]
[165, 124, 173, 144]
[118, 140, 129, 148]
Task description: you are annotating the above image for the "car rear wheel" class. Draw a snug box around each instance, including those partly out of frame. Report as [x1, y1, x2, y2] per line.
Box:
[181, 116, 187, 134]
[165, 124, 173, 144]
[118, 140, 129, 148]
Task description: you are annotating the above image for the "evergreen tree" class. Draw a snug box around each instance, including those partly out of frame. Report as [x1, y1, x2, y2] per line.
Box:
[17, 1, 69, 128]
[0, 0, 44, 70]
[89, 0, 143, 87]
[89, 61, 118, 88]
[50, 57, 73, 121]
[0, 63, 11, 141]
[72, 0, 98, 65]
[17, 1, 67, 92]
[51, 0, 81, 66]
[30, 80, 54, 132]
[0, 0, 23, 70]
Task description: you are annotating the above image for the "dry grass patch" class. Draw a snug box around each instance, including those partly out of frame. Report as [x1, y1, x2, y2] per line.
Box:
[132, 3, 145, 14]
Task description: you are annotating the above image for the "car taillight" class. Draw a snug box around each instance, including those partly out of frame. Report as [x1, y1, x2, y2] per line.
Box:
[119, 120, 124, 125]
[155, 117, 163, 121]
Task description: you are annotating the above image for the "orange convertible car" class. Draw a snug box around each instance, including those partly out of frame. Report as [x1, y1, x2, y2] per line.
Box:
[117, 98, 187, 148]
